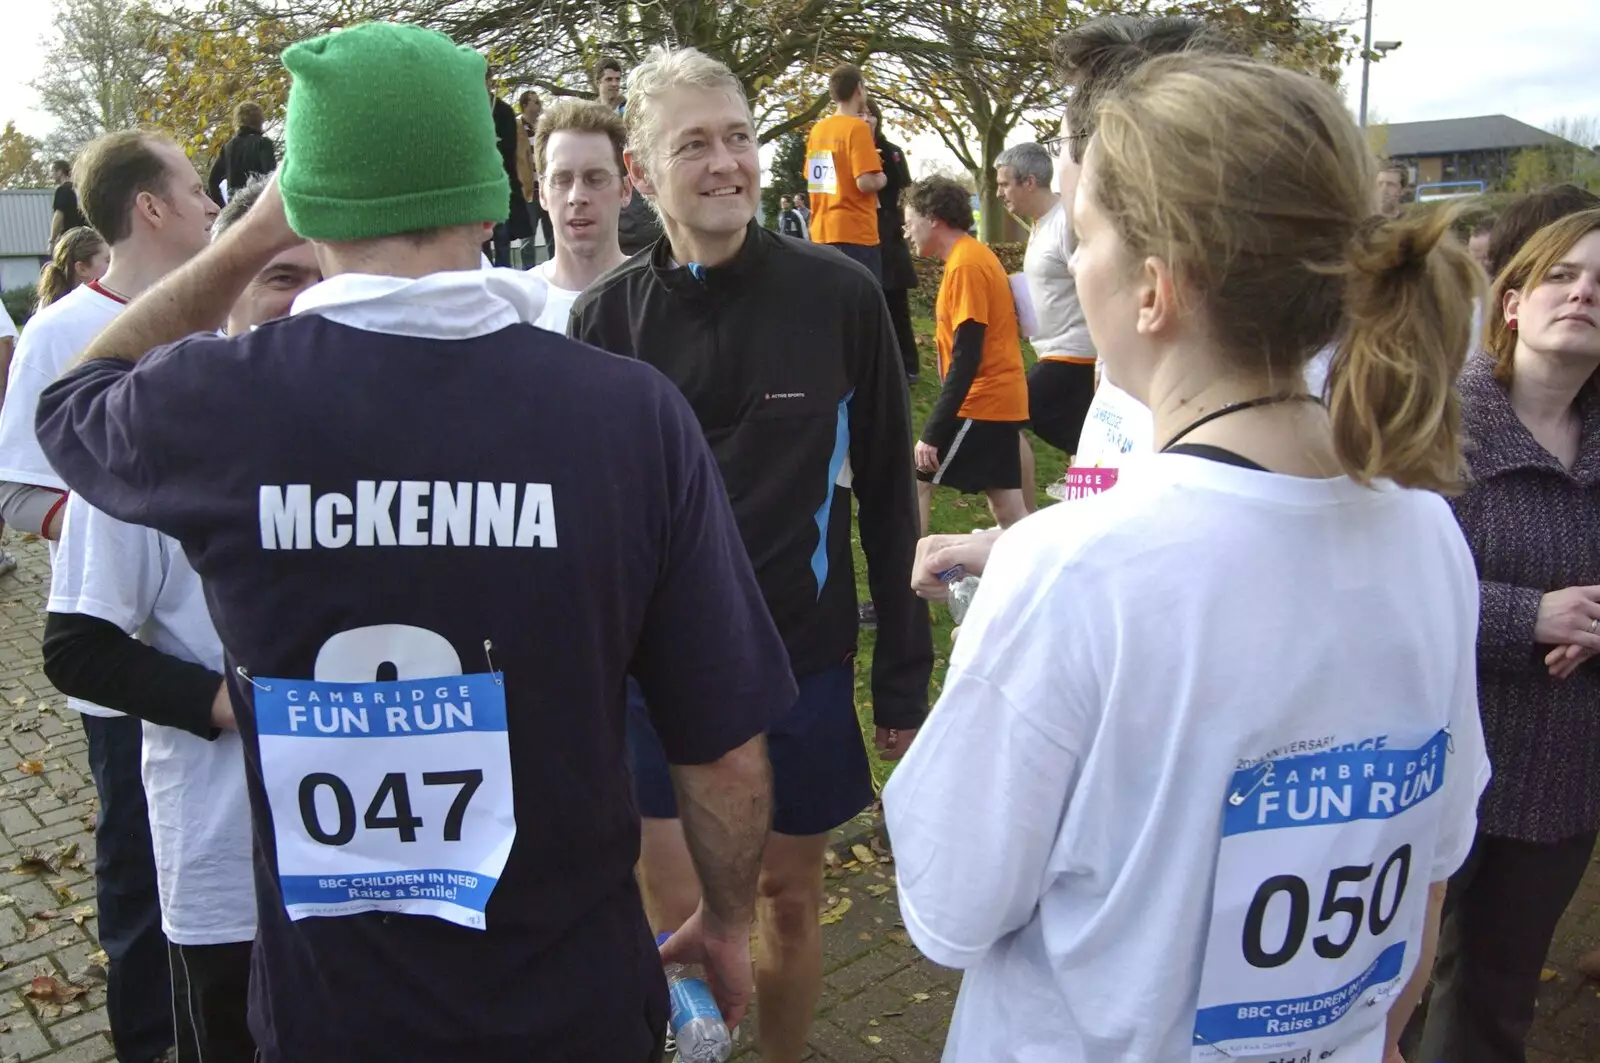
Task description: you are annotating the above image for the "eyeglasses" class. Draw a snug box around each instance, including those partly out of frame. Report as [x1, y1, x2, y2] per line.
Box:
[544, 170, 622, 191]
[1042, 132, 1089, 160]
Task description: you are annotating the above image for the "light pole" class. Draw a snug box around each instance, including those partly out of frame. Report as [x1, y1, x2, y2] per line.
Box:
[1358, 0, 1402, 129]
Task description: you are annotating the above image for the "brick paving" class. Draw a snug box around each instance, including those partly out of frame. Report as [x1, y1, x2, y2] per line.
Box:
[3, 535, 1600, 1062]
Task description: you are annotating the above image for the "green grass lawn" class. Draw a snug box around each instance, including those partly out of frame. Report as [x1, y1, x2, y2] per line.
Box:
[851, 316, 1068, 790]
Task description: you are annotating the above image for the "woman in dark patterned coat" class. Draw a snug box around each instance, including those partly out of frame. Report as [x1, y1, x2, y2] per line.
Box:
[1415, 208, 1600, 1063]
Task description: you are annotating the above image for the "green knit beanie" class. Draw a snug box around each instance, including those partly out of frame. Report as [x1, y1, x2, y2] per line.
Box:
[279, 22, 509, 241]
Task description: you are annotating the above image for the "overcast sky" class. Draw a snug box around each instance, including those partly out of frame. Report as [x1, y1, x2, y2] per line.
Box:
[3, 0, 1597, 164]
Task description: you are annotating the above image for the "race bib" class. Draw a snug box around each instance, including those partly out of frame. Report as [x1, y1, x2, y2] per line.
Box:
[255, 629, 516, 931]
[1192, 730, 1450, 1061]
[807, 151, 838, 195]
[1056, 467, 1119, 499]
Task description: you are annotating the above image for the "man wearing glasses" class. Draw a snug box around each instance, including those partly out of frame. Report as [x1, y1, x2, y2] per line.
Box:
[528, 100, 633, 333]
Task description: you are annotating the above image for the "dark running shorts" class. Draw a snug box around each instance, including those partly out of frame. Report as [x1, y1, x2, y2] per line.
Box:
[1027, 358, 1097, 455]
[827, 242, 884, 286]
[627, 662, 873, 837]
[917, 419, 1024, 494]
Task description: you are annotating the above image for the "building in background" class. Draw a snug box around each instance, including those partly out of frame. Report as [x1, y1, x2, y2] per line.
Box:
[0, 189, 52, 293]
[1374, 115, 1591, 190]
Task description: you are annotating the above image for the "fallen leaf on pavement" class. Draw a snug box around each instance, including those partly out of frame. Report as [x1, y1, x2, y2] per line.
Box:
[865, 1035, 882, 1044]
[818, 897, 852, 926]
[26, 975, 87, 1005]
[16, 762, 43, 776]
[911, 992, 931, 1003]
[851, 844, 876, 865]
[1540, 967, 1559, 983]
[13, 852, 56, 875]
[71, 906, 93, 926]
[866, 884, 891, 898]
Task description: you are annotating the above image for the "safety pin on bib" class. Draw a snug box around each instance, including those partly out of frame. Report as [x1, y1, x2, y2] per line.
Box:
[1228, 761, 1274, 807]
[235, 666, 272, 693]
[484, 640, 503, 685]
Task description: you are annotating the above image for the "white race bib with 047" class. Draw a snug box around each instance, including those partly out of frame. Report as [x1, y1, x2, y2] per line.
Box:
[807, 151, 838, 195]
[1192, 730, 1450, 1060]
[255, 625, 516, 931]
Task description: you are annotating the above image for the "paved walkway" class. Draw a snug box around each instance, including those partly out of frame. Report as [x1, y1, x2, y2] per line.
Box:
[2, 537, 1598, 1062]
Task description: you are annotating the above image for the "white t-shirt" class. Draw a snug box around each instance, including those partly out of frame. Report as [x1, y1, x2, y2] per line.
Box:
[48, 496, 256, 946]
[1024, 203, 1092, 360]
[0, 283, 123, 491]
[0, 283, 127, 717]
[0, 302, 16, 341]
[532, 261, 582, 335]
[884, 454, 1490, 1063]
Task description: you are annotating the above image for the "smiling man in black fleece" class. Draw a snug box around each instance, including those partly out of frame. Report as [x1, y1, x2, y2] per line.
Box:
[570, 44, 932, 1063]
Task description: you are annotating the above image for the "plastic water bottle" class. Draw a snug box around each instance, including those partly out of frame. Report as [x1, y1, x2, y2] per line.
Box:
[937, 566, 982, 625]
[656, 932, 733, 1063]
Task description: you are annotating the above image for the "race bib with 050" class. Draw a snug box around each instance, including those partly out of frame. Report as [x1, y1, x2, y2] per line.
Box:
[255, 632, 516, 931]
[1191, 730, 1450, 1060]
[807, 151, 838, 195]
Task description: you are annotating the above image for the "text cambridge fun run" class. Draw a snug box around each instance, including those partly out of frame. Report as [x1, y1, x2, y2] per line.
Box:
[278, 683, 482, 736]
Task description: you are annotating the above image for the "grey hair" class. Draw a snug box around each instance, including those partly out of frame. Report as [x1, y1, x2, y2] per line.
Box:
[995, 143, 1053, 189]
[213, 174, 271, 240]
[624, 46, 751, 182]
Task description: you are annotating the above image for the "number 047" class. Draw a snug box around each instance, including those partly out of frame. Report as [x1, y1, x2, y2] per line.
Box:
[298, 769, 484, 846]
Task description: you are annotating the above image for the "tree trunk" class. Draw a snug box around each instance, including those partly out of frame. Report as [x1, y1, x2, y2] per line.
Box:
[976, 122, 1008, 243]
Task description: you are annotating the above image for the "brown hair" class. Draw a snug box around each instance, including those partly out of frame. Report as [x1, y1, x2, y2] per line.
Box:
[592, 57, 623, 86]
[234, 101, 264, 133]
[534, 99, 627, 176]
[36, 226, 105, 309]
[74, 131, 179, 244]
[1487, 184, 1600, 280]
[829, 64, 865, 104]
[1485, 208, 1600, 383]
[906, 176, 972, 233]
[1052, 15, 1235, 163]
[1089, 54, 1479, 493]
[1377, 160, 1410, 188]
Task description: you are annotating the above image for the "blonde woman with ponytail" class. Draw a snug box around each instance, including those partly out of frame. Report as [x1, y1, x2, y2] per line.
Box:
[884, 53, 1491, 1063]
[35, 227, 106, 310]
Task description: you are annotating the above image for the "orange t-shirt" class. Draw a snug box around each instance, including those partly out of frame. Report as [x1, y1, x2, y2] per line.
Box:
[935, 234, 1029, 422]
[805, 113, 882, 247]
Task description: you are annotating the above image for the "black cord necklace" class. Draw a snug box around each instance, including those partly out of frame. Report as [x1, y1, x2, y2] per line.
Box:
[1160, 394, 1321, 452]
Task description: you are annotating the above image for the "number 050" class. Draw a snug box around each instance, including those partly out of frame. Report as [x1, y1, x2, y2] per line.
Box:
[1242, 844, 1412, 968]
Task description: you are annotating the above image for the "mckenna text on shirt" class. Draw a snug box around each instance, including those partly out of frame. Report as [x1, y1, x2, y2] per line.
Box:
[259, 481, 558, 550]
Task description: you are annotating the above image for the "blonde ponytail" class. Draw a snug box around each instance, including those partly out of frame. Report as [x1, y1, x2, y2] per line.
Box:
[1329, 210, 1480, 493]
[36, 227, 105, 310]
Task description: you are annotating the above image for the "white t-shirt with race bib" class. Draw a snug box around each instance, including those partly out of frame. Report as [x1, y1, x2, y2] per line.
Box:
[884, 453, 1489, 1062]
[47, 497, 256, 945]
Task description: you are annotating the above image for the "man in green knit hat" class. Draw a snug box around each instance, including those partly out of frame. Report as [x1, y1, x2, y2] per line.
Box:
[33, 21, 789, 1063]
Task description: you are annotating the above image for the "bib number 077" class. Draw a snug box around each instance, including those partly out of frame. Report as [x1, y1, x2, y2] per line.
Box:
[1242, 843, 1411, 968]
[299, 770, 483, 846]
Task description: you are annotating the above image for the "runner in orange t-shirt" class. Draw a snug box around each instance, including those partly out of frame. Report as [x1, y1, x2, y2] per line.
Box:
[904, 175, 1029, 533]
[806, 64, 887, 283]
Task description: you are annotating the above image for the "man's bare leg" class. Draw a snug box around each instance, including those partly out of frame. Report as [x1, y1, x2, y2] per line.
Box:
[751, 832, 828, 1062]
[638, 817, 700, 932]
[1018, 435, 1038, 514]
[987, 488, 1028, 528]
[636, 821, 827, 1062]
[917, 480, 934, 537]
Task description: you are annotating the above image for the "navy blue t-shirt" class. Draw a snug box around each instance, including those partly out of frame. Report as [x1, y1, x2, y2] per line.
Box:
[36, 314, 795, 1062]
